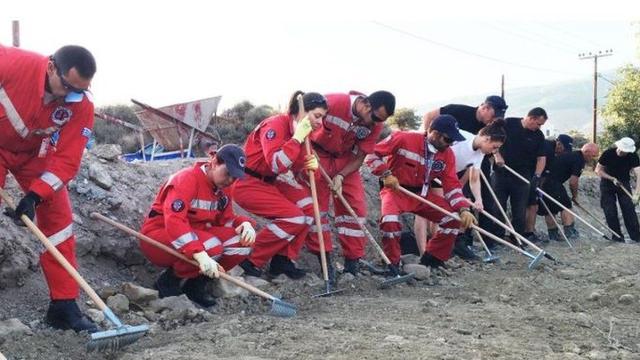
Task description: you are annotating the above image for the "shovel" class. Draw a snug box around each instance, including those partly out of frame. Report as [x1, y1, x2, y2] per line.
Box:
[0, 188, 148, 352]
[90, 212, 296, 317]
[316, 163, 414, 288]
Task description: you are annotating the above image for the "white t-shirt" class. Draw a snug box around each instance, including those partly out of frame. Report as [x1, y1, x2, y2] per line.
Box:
[451, 130, 484, 173]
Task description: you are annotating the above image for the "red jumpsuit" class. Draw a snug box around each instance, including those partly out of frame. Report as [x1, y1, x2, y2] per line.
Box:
[232, 113, 314, 267]
[366, 131, 470, 263]
[0, 46, 94, 300]
[306, 92, 383, 260]
[140, 162, 254, 278]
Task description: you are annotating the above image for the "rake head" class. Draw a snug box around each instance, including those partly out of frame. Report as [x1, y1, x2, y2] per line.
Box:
[270, 298, 297, 318]
[312, 281, 347, 298]
[87, 324, 149, 352]
[482, 254, 500, 263]
[378, 272, 415, 289]
[527, 251, 546, 270]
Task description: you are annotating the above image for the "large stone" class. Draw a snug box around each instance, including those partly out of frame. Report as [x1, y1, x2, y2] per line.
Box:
[86, 308, 105, 324]
[106, 294, 130, 314]
[211, 276, 250, 298]
[0, 318, 32, 337]
[148, 294, 198, 313]
[90, 144, 122, 161]
[403, 263, 430, 280]
[122, 282, 159, 305]
[619, 294, 635, 305]
[89, 162, 114, 190]
[244, 276, 270, 289]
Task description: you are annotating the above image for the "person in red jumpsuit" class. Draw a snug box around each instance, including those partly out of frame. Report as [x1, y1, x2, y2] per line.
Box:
[140, 144, 256, 307]
[365, 115, 478, 272]
[234, 91, 327, 280]
[0, 45, 97, 332]
[306, 90, 395, 277]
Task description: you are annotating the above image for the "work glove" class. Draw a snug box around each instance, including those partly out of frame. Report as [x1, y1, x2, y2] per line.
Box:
[458, 209, 478, 230]
[303, 154, 319, 172]
[193, 251, 222, 278]
[611, 178, 621, 187]
[235, 221, 256, 246]
[3, 191, 41, 227]
[382, 174, 399, 190]
[292, 115, 313, 143]
[529, 174, 541, 199]
[332, 174, 344, 196]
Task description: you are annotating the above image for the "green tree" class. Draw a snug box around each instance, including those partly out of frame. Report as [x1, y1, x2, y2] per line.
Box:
[386, 108, 420, 130]
[600, 65, 640, 149]
[94, 104, 149, 152]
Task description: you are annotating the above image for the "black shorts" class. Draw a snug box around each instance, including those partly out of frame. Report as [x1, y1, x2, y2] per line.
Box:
[537, 180, 571, 215]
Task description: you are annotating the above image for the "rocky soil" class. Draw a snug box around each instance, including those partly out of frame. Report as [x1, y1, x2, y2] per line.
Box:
[1, 145, 639, 360]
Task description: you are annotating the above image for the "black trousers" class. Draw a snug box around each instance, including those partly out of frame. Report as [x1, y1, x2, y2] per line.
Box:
[600, 180, 640, 241]
[493, 168, 530, 237]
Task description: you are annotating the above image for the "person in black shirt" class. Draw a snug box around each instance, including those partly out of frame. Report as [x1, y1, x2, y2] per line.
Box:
[538, 143, 599, 240]
[416, 95, 508, 256]
[595, 137, 640, 242]
[525, 134, 573, 241]
[493, 107, 547, 242]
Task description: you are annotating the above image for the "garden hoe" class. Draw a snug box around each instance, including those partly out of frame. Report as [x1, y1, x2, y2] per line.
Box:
[0, 188, 148, 352]
[316, 163, 414, 289]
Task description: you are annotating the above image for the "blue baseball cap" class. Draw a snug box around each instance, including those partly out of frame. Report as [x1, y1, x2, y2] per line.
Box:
[216, 144, 246, 179]
[431, 114, 466, 142]
[556, 134, 574, 152]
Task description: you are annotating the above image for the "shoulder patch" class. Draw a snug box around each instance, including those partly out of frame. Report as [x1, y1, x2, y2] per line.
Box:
[171, 199, 185, 212]
[432, 159, 445, 172]
[81, 127, 92, 139]
[51, 106, 73, 125]
[265, 129, 276, 140]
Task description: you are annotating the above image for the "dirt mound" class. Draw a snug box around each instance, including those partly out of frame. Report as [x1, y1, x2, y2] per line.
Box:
[1, 152, 639, 359]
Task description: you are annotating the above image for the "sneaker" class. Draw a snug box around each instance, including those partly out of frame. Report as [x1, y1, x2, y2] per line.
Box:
[419, 252, 447, 269]
[269, 255, 306, 279]
[182, 275, 217, 307]
[452, 236, 479, 261]
[154, 267, 182, 298]
[343, 258, 361, 276]
[45, 300, 98, 333]
[239, 259, 263, 277]
[563, 224, 579, 239]
[385, 263, 407, 277]
[525, 232, 546, 244]
[548, 228, 560, 242]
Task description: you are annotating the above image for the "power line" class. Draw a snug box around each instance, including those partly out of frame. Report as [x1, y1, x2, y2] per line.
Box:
[371, 21, 581, 76]
[504, 21, 584, 53]
[479, 21, 577, 55]
[598, 74, 616, 85]
[535, 21, 604, 50]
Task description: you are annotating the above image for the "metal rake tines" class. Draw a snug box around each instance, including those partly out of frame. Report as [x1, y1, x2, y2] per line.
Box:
[87, 324, 149, 352]
[270, 298, 297, 318]
[378, 272, 415, 289]
[527, 251, 546, 270]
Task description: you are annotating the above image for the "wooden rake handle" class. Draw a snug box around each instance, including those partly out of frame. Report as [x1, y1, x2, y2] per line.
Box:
[0, 187, 109, 311]
[89, 212, 277, 302]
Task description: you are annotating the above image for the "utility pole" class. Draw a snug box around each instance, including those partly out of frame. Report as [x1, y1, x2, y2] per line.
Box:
[12, 20, 20, 47]
[501, 74, 505, 99]
[579, 49, 613, 143]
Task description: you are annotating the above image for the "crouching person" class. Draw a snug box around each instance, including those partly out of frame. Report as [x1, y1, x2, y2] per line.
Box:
[140, 144, 256, 307]
[366, 115, 477, 271]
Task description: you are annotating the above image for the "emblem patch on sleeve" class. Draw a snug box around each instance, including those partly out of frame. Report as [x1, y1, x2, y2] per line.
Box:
[432, 160, 445, 172]
[81, 127, 92, 139]
[171, 199, 185, 212]
[265, 129, 276, 140]
[51, 106, 73, 125]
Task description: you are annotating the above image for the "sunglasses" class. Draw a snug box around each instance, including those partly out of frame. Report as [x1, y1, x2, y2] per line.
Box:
[52, 58, 88, 94]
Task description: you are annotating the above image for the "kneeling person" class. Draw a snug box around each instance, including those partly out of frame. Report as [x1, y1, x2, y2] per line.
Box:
[140, 145, 256, 307]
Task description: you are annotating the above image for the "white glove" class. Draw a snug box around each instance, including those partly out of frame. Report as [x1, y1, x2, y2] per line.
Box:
[332, 174, 344, 196]
[235, 221, 256, 245]
[193, 251, 221, 278]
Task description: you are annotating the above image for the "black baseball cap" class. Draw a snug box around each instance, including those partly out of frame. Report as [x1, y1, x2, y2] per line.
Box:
[431, 115, 465, 142]
[484, 95, 508, 118]
[216, 144, 246, 179]
[556, 134, 574, 152]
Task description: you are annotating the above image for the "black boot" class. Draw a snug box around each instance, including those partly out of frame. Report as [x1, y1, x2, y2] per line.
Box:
[316, 253, 337, 285]
[45, 300, 98, 333]
[239, 259, 263, 278]
[269, 255, 306, 279]
[452, 235, 479, 261]
[563, 224, 579, 239]
[385, 262, 407, 277]
[182, 275, 217, 307]
[548, 228, 560, 241]
[154, 267, 182, 298]
[419, 252, 447, 269]
[343, 258, 361, 276]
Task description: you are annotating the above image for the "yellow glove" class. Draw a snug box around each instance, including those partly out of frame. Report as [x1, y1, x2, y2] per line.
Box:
[458, 209, 478, 230]
[383, 174, 399, 190]
[292, 115, 312, 143]
[235, 221, 256, 246]
[193, 251, 222, 278]
[304, 154, 319, 172]
[332, 174, 344, 195]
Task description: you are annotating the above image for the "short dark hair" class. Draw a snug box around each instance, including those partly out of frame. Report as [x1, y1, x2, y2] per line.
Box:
[52, 45, 96, 79]
[369, 90, 395, 116]
[287, 91, 328, 115]
[479, 118, 507, 142]
[527, 107, 548, 120]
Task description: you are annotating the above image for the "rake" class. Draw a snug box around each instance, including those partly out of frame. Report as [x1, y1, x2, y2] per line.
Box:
[316, 163, 414, 288]
[572, 199, 621, 240]
[90, 212, 296, 317]
[538, 195, 573, 249]
[0, 188, 148, 352]
[472, 228, 500, 263]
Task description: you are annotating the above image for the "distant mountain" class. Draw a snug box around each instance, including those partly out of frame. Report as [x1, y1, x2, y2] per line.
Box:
[418, 70, 619, 136]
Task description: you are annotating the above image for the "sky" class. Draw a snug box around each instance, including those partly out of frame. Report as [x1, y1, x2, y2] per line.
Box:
[2, 0, 639, 114]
